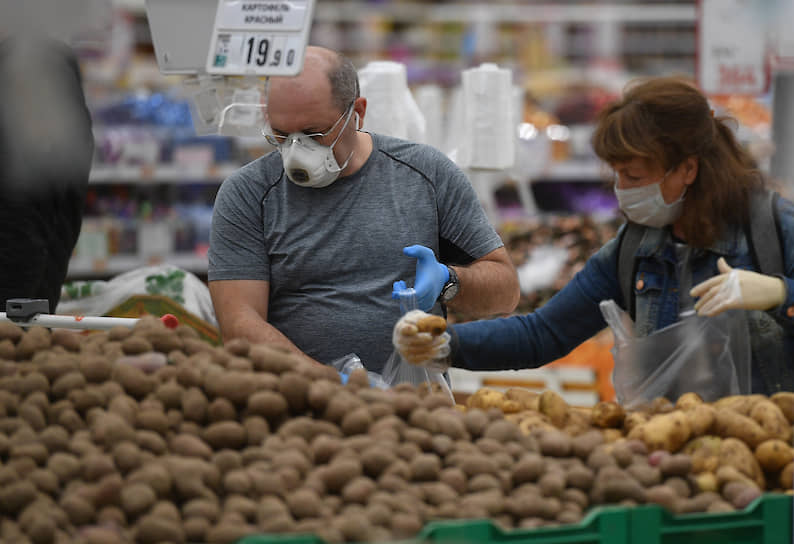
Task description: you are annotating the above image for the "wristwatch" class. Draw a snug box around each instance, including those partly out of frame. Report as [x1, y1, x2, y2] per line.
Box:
[439, 266, 460, 303]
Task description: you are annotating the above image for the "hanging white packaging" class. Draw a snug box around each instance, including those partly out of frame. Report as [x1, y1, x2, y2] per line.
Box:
[182, 75, 226, 135]
[217, 76, 267, 138]
[458, 63, 515, 170]
[358, 61, 426, 142]
[181, 75, 266, 137]
[444, 86, 464, 163]
[414, 84, 445, 149]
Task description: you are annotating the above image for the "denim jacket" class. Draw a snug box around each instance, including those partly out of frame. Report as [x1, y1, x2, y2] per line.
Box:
[449, 196, 794, 395]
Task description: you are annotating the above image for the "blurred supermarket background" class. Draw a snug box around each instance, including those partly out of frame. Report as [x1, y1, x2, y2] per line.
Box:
[25, 0, 788, 315]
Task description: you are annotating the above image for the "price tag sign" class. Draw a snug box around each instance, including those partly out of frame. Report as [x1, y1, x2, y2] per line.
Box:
[769, 0, 794, 71]
[206, 0, 315, 76]
[697, 0, 769, 95]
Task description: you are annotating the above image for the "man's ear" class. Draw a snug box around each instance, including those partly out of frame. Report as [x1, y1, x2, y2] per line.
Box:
[354, 97, 367, 129]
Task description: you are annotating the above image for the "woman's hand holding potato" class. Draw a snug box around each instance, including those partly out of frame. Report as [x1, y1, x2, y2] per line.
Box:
[393, 310, 451, 366]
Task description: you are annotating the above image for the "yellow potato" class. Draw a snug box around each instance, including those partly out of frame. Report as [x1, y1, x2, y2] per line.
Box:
[466, 388, 506, 411]
[674, 392, 704, 411]
[627, 410, 691, 452]
[719, 437, 765, 489]
[713, 409, 770, 449]
[683, 435, 722, 473]
[749, 400, 792, 442]
[623, 412, 649, 434]
[770, 392, 794, 424]
[517, 414, 555, 436]
[754, 439, 794, 473]
[713, 395, 765, 416]
[779, 462, 794, 490]
[505, 388, 539, 411]
[538, 390, 568, 428]
[590, 401, 625, 429]
[683, 404, 716, 437]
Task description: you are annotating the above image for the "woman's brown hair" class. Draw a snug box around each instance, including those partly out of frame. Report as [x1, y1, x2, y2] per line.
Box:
[591, 76, 763, 248]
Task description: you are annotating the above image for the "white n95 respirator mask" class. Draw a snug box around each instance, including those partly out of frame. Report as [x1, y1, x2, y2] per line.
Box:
[614, 177, 685, 228]
[276, 108, 357, 189]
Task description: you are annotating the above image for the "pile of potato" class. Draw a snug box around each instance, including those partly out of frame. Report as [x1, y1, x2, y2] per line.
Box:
[467, 387, 794, 500]
[0, 317, 786, 544]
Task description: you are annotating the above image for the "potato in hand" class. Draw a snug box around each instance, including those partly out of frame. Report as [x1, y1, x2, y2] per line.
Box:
[393, 310, 450, 366]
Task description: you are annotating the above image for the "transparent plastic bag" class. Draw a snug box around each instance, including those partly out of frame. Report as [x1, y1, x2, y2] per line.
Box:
[599, 299, 751, 408]
[382, 288, 453, 401]
[329, 353, 390, 390]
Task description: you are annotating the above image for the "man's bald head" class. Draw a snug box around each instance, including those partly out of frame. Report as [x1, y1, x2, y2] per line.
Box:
[269, 46, 359, 113]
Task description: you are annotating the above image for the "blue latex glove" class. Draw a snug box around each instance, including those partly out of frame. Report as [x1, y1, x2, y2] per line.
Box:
[394, 245, 449, 311]
[391, 280, 408, 299]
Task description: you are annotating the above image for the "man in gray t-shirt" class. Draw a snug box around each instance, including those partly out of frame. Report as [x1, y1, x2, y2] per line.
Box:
[208, 46, 519, 373]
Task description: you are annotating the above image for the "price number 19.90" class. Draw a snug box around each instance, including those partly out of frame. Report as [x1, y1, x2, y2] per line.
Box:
[245, 37, 295, 68]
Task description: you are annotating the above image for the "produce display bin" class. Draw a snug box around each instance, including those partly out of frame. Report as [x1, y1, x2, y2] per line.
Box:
[628, 493, 792, 544]
[414, 507, 630, 544]
[237, 506, 632, 544]
[236, 494, 792, 544]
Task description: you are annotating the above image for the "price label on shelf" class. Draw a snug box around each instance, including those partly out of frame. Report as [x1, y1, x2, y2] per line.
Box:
[205, 0, 315, 76]
[697, 0, 776, 95]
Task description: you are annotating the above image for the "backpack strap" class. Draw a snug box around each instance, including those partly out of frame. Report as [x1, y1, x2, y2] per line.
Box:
[617, 222, 646, 321]
[748, 190, 783, 276]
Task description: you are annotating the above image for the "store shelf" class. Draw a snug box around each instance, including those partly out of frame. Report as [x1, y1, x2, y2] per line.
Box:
[89, 163, 240, 184]
[68, 254, 208, 278]
[314, 2, 696, 24]
[537, 160, 606, 182]
[115, 0, 696, 24]
[111, 0, 148, 13]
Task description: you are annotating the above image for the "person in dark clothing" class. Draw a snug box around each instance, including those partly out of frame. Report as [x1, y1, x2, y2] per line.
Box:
[0, 36, 94, 312]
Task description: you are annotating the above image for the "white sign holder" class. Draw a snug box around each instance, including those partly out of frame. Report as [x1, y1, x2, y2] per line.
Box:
[205, 0, 315, 76]
[145, 0, 316, 135]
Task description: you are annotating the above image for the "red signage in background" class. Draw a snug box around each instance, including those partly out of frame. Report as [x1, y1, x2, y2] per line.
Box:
[696, 0, 787, 95]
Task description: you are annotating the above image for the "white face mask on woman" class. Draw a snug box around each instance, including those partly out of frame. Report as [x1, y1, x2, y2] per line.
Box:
[266, 104, 357, 188]
[614, 171, 685, 228]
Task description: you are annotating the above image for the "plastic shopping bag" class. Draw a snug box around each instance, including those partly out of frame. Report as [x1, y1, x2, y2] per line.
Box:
[599, 299, 750, 408]
[381, 288, 453, 402]
[58, 265, 218, 326]
[330, 353, 391, 390]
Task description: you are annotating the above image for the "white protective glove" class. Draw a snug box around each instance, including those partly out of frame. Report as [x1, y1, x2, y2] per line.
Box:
[690, 257, 786, 317]
[393, 309, 451, 366]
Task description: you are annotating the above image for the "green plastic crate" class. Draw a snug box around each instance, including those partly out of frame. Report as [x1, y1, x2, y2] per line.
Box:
[237, 505, 631, 544]
[236, 494, 791, 544]
[628, 493, 792, 544]
[417, 507, 630, 544]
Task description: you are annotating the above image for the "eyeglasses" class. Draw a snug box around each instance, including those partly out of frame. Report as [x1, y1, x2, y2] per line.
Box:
[263, 101, 355, 147]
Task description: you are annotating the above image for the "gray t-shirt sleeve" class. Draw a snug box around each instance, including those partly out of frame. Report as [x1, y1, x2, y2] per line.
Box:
[208, 164, 270, 282]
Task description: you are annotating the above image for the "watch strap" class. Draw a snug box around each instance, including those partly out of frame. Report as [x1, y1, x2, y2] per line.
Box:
[439, 266, 459, 303]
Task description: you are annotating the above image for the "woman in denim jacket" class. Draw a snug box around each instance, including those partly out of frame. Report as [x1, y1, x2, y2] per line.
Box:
[395, 76, 794, 396]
